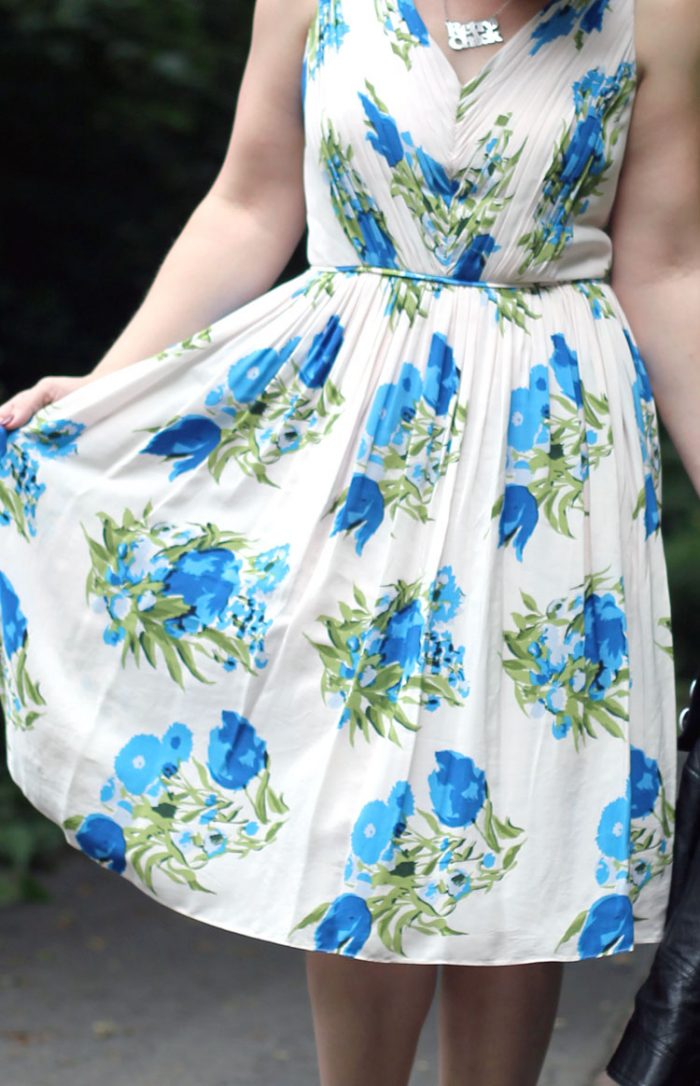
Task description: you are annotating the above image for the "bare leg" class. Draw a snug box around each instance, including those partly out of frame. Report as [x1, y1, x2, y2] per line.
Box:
[438, 962, 564, 1086]
[305, 951, 438, 1086]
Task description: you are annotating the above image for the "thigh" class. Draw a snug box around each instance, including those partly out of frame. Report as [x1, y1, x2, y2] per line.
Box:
[305, 952, 438, 1086]
[438, 962, 564, 1086]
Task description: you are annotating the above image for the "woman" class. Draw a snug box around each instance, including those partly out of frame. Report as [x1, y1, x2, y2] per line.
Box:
[0, 1, 697, 1083]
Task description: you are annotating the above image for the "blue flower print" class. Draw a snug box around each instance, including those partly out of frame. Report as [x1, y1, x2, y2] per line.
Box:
[87, 510, 290, 684]
[584, 592, 627, 698]
[387, 780, 416, 827]
[415, 148, 460, 204]
[67, 714, 288, 892]
[23, 419, 85, 458]
[306, 0, 349, 77]
[453, 234, 499, 282]
[596, 796, 631, 862]
[507, 365, 550, 453]
[314, 567, 470, 744]
[530, 0, 609, 55]
[331, 474, 385, 555]
[314, 893, 372, 956]
[498, 485, 539, 562]
[429, 566, 464, 623]
[75, 814, 127, 874]
[227, 337, 300, 404]
[115, 734, 165, 794]
[644, 474, 660, 537]
[630, 747, 661, 818]
[397, 0, 430, 44]
[624, 331, 660, 538]
[252, 545, 291, 595]
[329, 331, 466, 555]
[352, 799, 398, 864]
[351, 784, 414, 866]
[549, 334, 583, 407]
[160, 722, 194, 776]
[519, 61, 635, 272]
[560, 113, 605, 187]
[295, 757, 525, 955]
[162, 549, 242, 636]
[379, 599, 425, 684]
[360, 93, 404, 168]
[530, 5, 577, 53]
[504, 571, 629, 749]
[0, 571, 27, 658]
[423, 334, 460, 416]
[0, 419, 85, 539]
[577, 893, 633, 958]
[625, 330, 653, 404]
[208, 711, 267, 791]
[298, 316, 345, 388]
[141, 415, 222, 480]
[580, 0, 608, 34]
[356, 210, 399, 269]
[365, 364, 423, 447]
[429, 750, 487, 828]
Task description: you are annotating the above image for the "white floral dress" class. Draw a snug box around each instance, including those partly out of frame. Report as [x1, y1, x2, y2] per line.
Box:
[0, 0, 678, 964]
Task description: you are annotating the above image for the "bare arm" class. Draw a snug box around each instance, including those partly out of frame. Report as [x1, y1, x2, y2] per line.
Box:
[1, 0, 315, 429]
[609, 0, 700, 495]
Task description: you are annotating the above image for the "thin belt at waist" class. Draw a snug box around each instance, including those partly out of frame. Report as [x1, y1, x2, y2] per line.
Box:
[312, 264, 608, 291]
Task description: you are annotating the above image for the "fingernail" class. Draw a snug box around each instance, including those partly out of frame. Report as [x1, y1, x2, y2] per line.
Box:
[0, 415, 13, 426]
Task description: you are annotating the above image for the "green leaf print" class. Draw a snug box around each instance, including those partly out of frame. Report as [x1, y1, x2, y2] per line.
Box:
[518, 61, 637, 273]
[64, 715, 289, 894]
[83, 505, 290, 685]
[627, 333, 662, 540]
[155, 327, 213, 362]
[332, 394, 468, 532]
[0, 570, 45, 731]
[574, 280, 616, 320]
[292, 757, 526, 957]
[329, 332, 468, 555]
[373, 0, 429, 70]
[502, 570, 630, 750]
[557, 747, 674, 958]
[495, 335, 613, 559]
[1, 641, 46, 732]
[361, 82, 526, 279]
[305, 0, 349, 78]
[142, 322, 347, 489]
[655, 616, 674, 662]
[310, 565, 470, 746]
[456, 71, 490, 122]
[0, 417, 85, 540]
[321, 118, 402, 267]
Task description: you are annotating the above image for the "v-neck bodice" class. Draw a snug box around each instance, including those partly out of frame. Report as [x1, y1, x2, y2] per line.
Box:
[302, 0, 637, 286]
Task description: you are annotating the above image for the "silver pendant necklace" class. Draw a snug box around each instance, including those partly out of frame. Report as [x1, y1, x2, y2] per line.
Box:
[443, 0, 516, 50]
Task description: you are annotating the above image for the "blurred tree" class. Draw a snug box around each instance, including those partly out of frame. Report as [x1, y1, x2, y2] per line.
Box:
[1, 0, 307, 389]
[0, 0, 697, 901]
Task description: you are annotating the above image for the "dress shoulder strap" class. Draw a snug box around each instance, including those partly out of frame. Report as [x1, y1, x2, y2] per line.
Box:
[305, 0, 351, 79]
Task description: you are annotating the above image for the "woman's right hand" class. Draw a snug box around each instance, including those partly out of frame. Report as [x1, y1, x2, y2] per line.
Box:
[0, 375, 94, 431]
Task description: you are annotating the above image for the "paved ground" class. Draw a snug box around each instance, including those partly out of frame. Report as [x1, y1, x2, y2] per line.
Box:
[0, 846, 655, 1086]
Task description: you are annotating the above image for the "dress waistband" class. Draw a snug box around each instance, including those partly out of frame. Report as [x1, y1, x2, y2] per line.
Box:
[311, 264, 607, 291]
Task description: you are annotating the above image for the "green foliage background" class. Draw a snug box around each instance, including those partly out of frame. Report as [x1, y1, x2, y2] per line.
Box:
[0, 0, 697, 902]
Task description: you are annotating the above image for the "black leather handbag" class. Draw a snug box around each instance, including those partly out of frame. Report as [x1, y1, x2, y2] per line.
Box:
[607, 676, 700, 1086]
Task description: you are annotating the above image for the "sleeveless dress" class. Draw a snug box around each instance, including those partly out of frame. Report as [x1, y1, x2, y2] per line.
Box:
[0, 0, 679, 965]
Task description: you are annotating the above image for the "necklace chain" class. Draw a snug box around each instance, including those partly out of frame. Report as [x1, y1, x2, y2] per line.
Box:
[443, 0, 517, 20]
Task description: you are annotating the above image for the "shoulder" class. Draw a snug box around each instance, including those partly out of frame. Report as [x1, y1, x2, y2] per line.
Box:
[634, 0, 700, 84]
[251, 0, 317, 41]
